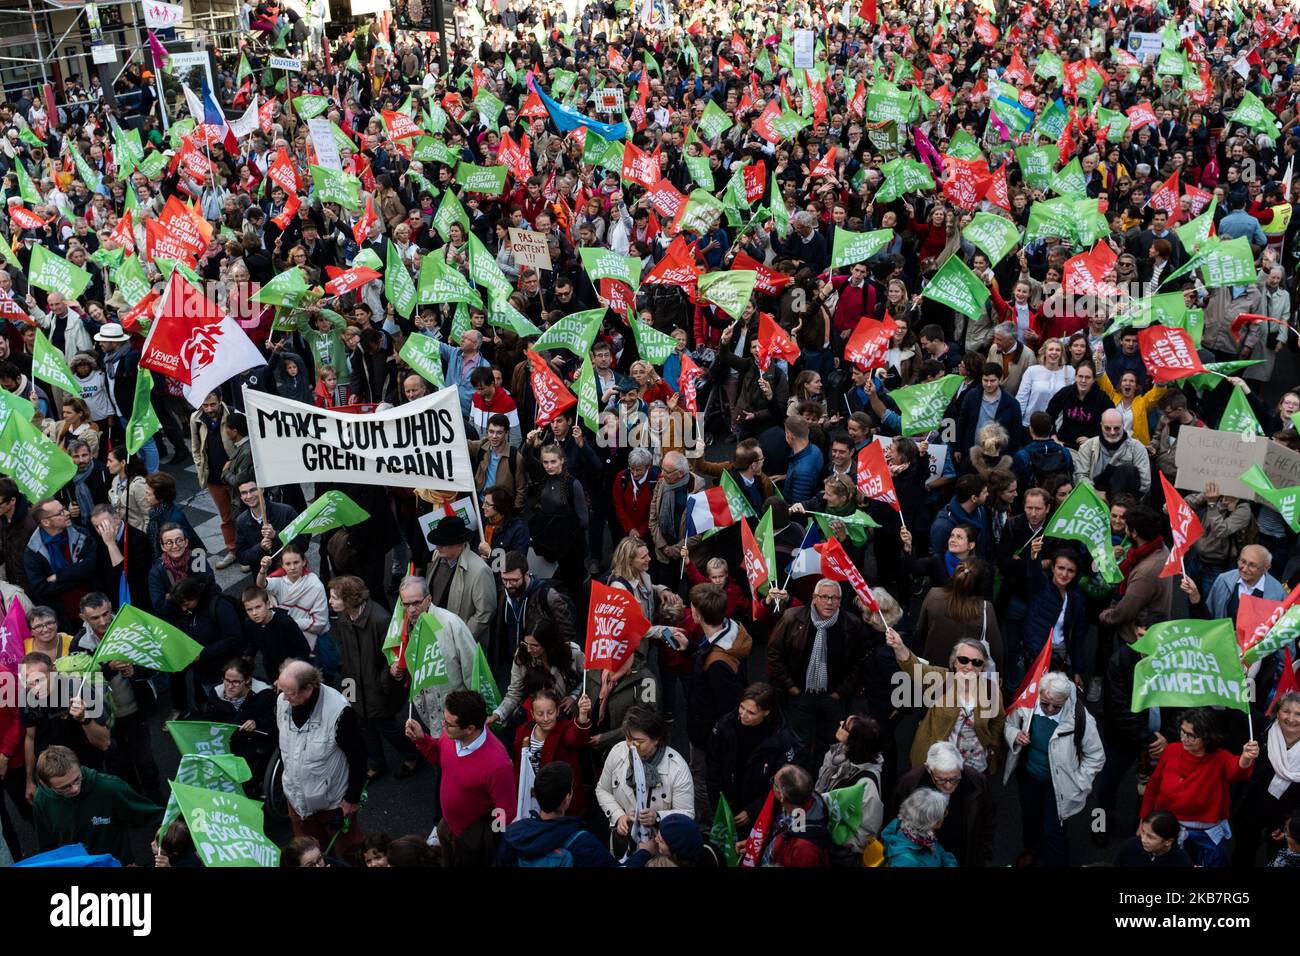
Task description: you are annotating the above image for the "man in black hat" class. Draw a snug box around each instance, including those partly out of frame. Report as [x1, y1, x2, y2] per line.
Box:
[426, 515, 497, 647]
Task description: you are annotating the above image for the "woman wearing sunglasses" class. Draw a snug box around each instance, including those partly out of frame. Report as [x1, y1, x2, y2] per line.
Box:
[883, 628, 1004, 779]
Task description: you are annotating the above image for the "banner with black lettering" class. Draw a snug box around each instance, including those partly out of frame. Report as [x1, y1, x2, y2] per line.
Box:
[243, 386, 474, 491]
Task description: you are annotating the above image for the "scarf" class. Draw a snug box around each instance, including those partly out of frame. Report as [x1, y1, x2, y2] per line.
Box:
[805, 606, 839, 693]
[72, 463, 96, 524]
[1118, 538, 1163, 594]
[39, 527, 71, 574]
[1267, 721, 1300, 800]
[944, 550, 962, 577]
[900, 821, 937, 850]
[626, 744, 669, 849]
[162, 547, 191, 585]
[656, 471, 690, 543]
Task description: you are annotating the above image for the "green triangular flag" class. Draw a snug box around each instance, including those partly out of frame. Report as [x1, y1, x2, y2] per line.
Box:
[171, 781, 280, 868]
[432, 188, 471, 242]
[1241, 464, 1300, 533]
[28, 244, 92, 299]
[126, 368, 160, 455]
[90, 605, 204, 672]
[384, 241, 417, 319]
[251, 268, 310, 307]
[14, 159, 39, 204]
[278, 490, 370, 545]
[922, 255, 990, 319]
[236, 53, 253, 85]
[711, 793, 740, 866]
[574, 354, 599, 431]
[891, 374, 964, 436]
[471, 643, 502, 712]
[31, 328, 82, 397]
[400, 332, 445, 388]
[962, 213, 1021, 266]
[1045, 481, 1123, 585]
[697, 270, 758, 320]
[630, 315, 678, 365]
[407, 612, 449, 697]
[720, 469, 757, 520]
[830, 228, 893, 268]
[824, 778, 867, 845]
[416, 253, 481, 307]
[1219, 388, 1263, 436]
[533, 309, 604, 356]
[1131, 619, 1249, 710]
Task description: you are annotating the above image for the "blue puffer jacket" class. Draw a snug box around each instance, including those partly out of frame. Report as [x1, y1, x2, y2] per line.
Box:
[1022, 557, 1088, 678]
[881, 818, 958, 867]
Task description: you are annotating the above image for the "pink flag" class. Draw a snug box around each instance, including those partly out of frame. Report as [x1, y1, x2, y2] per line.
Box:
[912, 127, 944, 178]
[0, 598, 30, 672]
[147, 31, 169, 71]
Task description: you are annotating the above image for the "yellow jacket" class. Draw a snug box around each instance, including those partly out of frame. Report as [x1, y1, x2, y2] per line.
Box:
[1100, 376, 1169, 446]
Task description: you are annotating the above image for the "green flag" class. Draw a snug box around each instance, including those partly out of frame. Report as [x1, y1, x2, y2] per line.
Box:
[698, 99, 734, 140]
[486, 292, 543, 338]
[1023, 198, 1077, 243]
[1131, 619, 1249, 712]
[1175, 199, 1217, 254]
[922, 255, 990, 319]
[962, 213, 1021, 266]
[455, 162, 508, 194]
[278, 490, 370, 545]
[824, 778, 866, 845]
[770, 172, 791, 239]
[432, 188, 471, 242]
[416, 253, 481, 308]
[400, 332, 445, 388]
[711, 793, 740, 866]
[381, 601, 407, 668]
[309, 164, 361, 209]
[1050, 157, 1088, 199]
[579, 248, 641, 288]
[32, 328, 82, 397]
[29, 244, 92, 299]
[346, 50, 362, 73]
[532, 309, 604, 356]
[1015, 144, 1058, 191]
[719, 470, 757, 521]
[698, 270, 758, 321]
[126, 368, 161, 455]
[683, 151, 713, 189]
[574, 354, 599, 431]
[14, 159, 39, 204]
[171, 781, 281, 867]
[1219, 389, 1263, 435]
[1046, 481, 1122, 585]
[385, 241, 418, 319]
[946, 128, 984, 162]
[1231, 90, 1281, 140]
[18, 126, 44, 149]
[160, 752, 252, 835]
[91, 605, 204, 672]
[407, 612, 449, 697]
[237, 53, 253, 84]
[809, 509, 879, 546]
[629, 316, 677, 365]
[293, 93, 331, 119]
[754, 506, 777, 594]
[470, 643, 502, 712]
[1241, 465, 1300, 533]
[251, 268, 310, 307]
[1198, 236, 1258, 288]
[830, 228, 893, 268]
[89, 247, 125, 271]
[165, 719, 237, 757]
[0, 409, 76, 503]
[890, 374, 964, 436]
[873, 158, 935, 204]
[68, 142, 101, 193]
[473, 89, 505, 127]
[468, 233, 516, 301]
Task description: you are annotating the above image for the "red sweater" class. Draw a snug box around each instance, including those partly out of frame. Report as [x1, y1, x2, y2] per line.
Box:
[414, 730, 516, 837]
[1140, 744, 1250, 824]
[511, 718, 592, 816]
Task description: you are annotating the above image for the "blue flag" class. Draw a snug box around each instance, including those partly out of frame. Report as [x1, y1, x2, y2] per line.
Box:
[527, 76, 627, 141]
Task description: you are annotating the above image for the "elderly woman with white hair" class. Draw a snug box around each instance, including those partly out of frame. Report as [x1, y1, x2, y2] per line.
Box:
[894, 741, 997, 866]
[881, 788, 958, 867]
[1003, 670, 1105, 867]
[883, 627, 1005, 776]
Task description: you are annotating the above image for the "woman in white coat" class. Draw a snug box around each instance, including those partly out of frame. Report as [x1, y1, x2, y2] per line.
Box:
[1016, 338, 1074, 424]
[596, 705, 694, 859]
[1002, 671, 1105, 867]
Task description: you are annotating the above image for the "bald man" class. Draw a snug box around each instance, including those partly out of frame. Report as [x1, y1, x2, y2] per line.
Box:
[403, 373, 428, 404]
[1073, 408, 1151, 498]
[1186, 544, 1288, 621]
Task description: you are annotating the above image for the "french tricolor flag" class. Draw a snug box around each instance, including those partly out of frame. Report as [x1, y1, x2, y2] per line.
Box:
[787, 524, 824, 579]
[684, 487, 738, 537]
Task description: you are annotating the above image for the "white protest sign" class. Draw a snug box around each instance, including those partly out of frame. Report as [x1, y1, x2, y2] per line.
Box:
[874, 435, 947, 486]
[793, 29, 815, 69]
[244, 387, 474, 491]
[417, 496, 479, 544]
[593, 88, 624, 114]
[307, 115, 341, 170]
[92, 44, 117, 65]
[268, 56, 302, 72]
[508, 228, 552, 271]
[142, 0, 184, 29]
[1127, 32, 1163, 63]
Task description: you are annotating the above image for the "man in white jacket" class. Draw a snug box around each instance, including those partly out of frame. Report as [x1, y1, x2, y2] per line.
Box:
[1072, 409, 1151, 498]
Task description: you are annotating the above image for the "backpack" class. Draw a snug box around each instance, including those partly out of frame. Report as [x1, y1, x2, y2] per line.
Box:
[1026, 443, 1072, 486]
[519, 830, 582, 868]
[536, 580, 579, 629]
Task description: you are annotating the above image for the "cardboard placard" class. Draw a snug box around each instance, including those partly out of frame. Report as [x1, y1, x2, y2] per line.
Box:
[793, 29, 815, 69]
[1173, 426, 1300, 502]
[508, 227, 552, 271]
[306, 116, 341, 171]
[593, 88, 625, 114]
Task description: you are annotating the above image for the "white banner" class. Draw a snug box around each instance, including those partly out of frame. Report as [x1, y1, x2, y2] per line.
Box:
[307, 115, 341, 170]
[244, 387, 474, 492]
[268, 56, 302, 72]
[142, 0, 183, 29]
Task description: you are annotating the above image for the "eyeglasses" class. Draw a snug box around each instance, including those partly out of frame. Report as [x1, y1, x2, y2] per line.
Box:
[51, 772, 82, 795]
[813, 592, 841, 601]
[930, 773, 962, 786]
[1179, 728, 1200, 740]
[223, 676, 249, 686]
[955, 655, 986, 667]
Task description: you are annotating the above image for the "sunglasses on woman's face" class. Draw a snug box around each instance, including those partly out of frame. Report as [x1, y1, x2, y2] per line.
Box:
[955, 655, 985, 667]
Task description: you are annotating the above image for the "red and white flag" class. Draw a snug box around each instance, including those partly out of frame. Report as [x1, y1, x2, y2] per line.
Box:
[1005, 633, 1054, 715]
[731, 252, 791, 296]
[756, 312, 799, 372]
[1159, 472, 1203, 578]
[844, 316, 893, 371]
[584, 580, 650, 671]
[324, 265, 382, 296]
[678, 352, 705, 414]
[856, 441, 899, 512]
[1139, 325, 1206, 383]
[817, 536, 880, 614]
[1269, 646, 1298, 717]
[740, 517, 770, 620]
[527, 348, 576, 425]
[140, 272, 265, 405]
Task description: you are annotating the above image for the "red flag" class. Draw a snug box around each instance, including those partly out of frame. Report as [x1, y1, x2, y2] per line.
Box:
[1004, 49, 1032, 85]
[0, 289, 33, 326]
[143, 219, 198, 266]
[756, 312, 799, 372]
[645, 178, 687, 221]
[519, 88, 548, 118]
[849, 79, 867, 119]
[1230, 313, 1291, 344]
[1268, 647, 1298, 717]
[740, 517, 770, 621]
[1237, 593, 1286, 661]
[352, 195, 377, 246]
[527, 348, 576, 425]
[642, 251, 699, 301]
[271, 191, 301, 230]
[597, 278, 634, 314]
[139, 272, 227, 385]
[324, 265, 381, 296]
[810, 148, 836, 178]
[109, 209, 136, 254]
[1139, 326, 1206, 383]
[1159, 472, 1204, 578]
[1006, 632, 1054, 715]
[857, 0, 878, 25]
[742, 162, 766, 204]
[855, 441, 899, 512]
[987, 165, 1011, 211]
[584, 580, 650, 671]
[752, 100, 782, 144]
[974, 15, 999, 44]
[739, 789, 776, 866]
[8, 206, 45, 231]
[1184, 183, 1214, 216]
[817, 536, 881, 614]
[1126, 101, 1158, 130]
[678, 352, 705, 414]
[1062, 241, 1118, 296]
[731, 252, 791, 296]
[620, 141, 660, 188]
[119, 289, 160, 333]
[1146, 170, 1181, 218]
[844, 315, 893, 371]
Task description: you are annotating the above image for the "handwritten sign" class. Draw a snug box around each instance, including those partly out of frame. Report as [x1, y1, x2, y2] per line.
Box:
[1174, 426, 1300, 502]
[508, 228, 552, 271]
